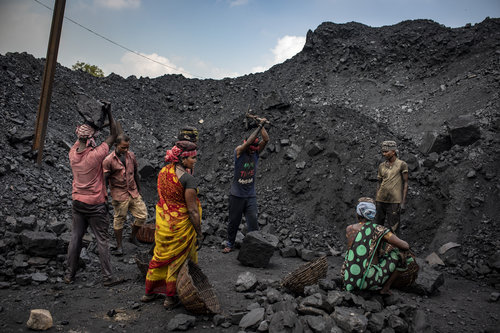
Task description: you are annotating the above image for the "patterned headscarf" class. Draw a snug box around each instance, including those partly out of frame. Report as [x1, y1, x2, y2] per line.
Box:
[381, 140, 397, 152]
[164, 140, 197, 163]
[356, 201, 376, 221]
[75, 124, 97, 147]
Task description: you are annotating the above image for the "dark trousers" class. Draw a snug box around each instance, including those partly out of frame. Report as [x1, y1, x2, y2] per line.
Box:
[66, 200, 112, 280]
[226, 195, 258, 248]
[375, 202, 401, 232]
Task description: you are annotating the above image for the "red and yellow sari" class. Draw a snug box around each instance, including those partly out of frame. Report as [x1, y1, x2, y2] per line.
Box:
[145, 163, 202, 296]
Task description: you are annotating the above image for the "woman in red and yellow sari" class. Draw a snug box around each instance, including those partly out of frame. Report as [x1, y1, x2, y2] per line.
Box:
[141, 141, 202, 309]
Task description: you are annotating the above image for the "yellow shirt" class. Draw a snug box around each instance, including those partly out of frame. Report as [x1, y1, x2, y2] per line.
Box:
[376, 158, 408, 203]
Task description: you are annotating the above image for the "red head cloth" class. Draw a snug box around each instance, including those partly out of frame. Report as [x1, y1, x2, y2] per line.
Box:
[75, 124, 97, 147]
[244, 138, 259, 152]
[164, 140, 197, 163]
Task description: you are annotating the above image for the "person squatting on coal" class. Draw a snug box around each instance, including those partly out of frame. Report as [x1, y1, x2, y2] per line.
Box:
[375, 140, 409, 233]
[141, 141, 203, 309]
[341, 197, 417, 295]
[223, 117, 270, 253]
[65, 102, 124, 287]
[103, 133, 148, 256]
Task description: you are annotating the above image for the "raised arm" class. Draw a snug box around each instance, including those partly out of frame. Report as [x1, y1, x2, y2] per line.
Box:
[236, 118, 269, 157]
[235, 122, 264, 157]
[103, 102, 117, 147]
[258, 118, 269, 151]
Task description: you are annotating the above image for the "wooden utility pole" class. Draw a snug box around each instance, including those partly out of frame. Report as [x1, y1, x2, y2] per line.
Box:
[32, 0, 66, 165]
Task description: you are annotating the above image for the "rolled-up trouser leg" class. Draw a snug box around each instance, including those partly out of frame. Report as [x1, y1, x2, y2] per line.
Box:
[112, 199, 129, 230]
[130, 195, 148, 226]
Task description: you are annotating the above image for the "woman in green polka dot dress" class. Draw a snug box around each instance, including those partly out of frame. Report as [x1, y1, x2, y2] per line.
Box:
[341, 198, 415, 295]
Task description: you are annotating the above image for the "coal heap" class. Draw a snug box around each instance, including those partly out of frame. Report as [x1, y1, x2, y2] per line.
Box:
[0, 18, 499, 286]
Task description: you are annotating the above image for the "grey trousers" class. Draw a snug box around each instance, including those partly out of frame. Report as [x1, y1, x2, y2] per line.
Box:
[66, 200, 112, 280]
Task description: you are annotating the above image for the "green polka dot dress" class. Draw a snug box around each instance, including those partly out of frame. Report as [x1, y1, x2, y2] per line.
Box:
[341, 223, 404, 291]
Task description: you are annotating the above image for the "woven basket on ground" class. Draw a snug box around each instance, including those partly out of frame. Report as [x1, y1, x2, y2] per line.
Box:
[134, 251, 151, 278]
[281, 256, 328, 294]
[392, 253, 420, 289]
[176, 260, 220, 315]
[136, 223, 155, 243]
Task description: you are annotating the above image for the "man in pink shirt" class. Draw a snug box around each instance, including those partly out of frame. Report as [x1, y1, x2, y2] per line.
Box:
[103, 134, 148, 256]
[66, 103, 123, 287]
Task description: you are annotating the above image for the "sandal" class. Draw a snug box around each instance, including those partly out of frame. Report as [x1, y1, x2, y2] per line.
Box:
[222, 247, 233, 254]
[141, 294, 161, 303]
[163, 296, 178, 310]
[103, 276, 125, 287]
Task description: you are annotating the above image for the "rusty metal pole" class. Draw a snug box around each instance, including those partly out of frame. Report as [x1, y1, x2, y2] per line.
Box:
[33, 0, 66, 165]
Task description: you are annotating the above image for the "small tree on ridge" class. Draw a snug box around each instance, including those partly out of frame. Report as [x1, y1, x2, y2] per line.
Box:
[72, 61, 105, 77]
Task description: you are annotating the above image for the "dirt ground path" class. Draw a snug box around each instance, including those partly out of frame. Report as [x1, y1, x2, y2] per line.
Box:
[0, 245, 499, 332]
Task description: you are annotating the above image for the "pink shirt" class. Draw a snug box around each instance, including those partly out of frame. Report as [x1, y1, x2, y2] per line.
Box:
[69, 141, 110, 205]
[102, 150, 140, 202]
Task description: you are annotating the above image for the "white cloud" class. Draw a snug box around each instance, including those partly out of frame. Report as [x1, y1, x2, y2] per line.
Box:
[207, 67, 240, 79]
[192, 58, 240, 79]
[228, 0, 249, 7]
[94, 0, 141, 10]
[100, 35, 306, 79]
[271, 35, 306, 64]
[103, 52, 189, 78]
[250, 35, 306, 74]
[250, 65, 267, 74]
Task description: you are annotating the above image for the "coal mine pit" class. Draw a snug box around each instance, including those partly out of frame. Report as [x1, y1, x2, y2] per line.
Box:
[0, 18, 499, 332]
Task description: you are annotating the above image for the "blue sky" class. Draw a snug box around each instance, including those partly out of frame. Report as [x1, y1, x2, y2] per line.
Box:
[0, 0, 498, 79]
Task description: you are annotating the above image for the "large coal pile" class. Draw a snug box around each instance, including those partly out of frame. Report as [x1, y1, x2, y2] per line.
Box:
[0, 18, 499, 287]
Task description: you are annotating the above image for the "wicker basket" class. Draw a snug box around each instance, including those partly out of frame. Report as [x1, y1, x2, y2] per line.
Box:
[176, 260, 220, 315]
[134, 251, 151, 278]
[392, 252, 420, 289]
[281, 256, 328, 294]
[136, 223, 155, 243]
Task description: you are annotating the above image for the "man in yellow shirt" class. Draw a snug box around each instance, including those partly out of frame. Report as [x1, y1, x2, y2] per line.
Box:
[375, 141, 408, 232]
